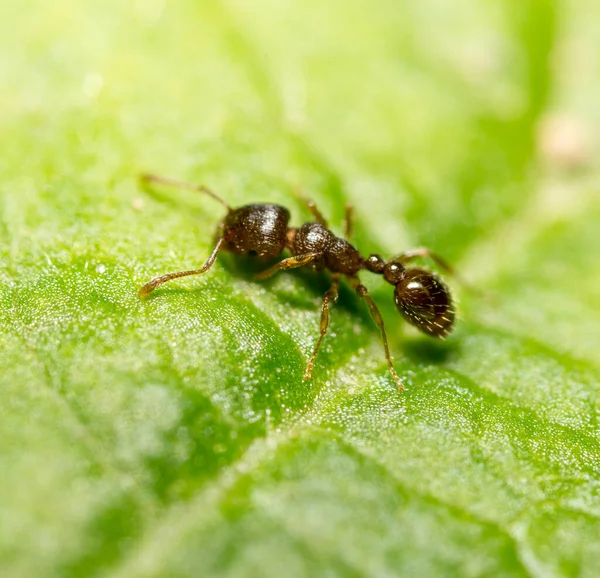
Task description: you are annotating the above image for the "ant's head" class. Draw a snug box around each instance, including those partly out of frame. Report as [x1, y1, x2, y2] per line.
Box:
[365, 254, 455, 337]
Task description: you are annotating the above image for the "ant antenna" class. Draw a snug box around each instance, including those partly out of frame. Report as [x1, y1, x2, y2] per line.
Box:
[140, 173, 231, 211]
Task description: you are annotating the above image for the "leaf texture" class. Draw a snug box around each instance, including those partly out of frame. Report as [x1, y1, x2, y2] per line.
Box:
[1, 1, 599, 577]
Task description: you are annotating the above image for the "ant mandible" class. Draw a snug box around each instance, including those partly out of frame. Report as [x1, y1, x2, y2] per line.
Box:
[138, 174, 456, 390]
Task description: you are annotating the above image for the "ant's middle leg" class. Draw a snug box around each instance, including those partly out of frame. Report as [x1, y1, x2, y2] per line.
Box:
[304, 274, 340, 380]
[138, 237, 225, 297]
[350, 277, 403, 390]
[254, 252, 322, 280]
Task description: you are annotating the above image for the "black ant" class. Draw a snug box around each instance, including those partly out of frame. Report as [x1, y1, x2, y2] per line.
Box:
[138, 174, 456, 390]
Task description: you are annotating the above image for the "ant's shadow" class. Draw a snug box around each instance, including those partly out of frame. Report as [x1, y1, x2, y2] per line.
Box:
[401, 337, 458, 364]
[222, 253, 367, 316]
[223, 254, 457, 366]
[145, 255, 459, 368]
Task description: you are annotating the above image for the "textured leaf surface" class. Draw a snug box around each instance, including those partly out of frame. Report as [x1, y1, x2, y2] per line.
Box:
[1, 1, 600, 577]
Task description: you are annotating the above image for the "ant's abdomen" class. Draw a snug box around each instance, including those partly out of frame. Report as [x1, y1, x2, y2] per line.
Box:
[223, 204, 290, 257]
[394, 268, 455, 337]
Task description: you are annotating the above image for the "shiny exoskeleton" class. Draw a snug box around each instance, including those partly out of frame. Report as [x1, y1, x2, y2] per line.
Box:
[138, 174, 456, 390]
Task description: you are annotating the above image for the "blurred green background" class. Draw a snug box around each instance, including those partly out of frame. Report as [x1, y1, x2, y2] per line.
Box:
[1, 1, 599, 577]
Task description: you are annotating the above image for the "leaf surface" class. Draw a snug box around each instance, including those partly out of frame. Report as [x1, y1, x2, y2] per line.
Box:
[1, 1, 600, 576]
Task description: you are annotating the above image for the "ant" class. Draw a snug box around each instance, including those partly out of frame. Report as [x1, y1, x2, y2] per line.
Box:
[138, 174, 456, 390]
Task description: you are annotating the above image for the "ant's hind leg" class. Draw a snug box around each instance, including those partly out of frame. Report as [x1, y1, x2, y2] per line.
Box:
[304, 275, 340, 380]
[397, 248, 486, 298]
[397, 248, 454, 276]
[350, 277, 403, 390]
[138, 237, 224, 297]
[254, 252, 322, 280]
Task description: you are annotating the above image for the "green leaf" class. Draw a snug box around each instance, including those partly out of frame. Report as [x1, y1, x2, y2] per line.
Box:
[2, 1, 600, 576]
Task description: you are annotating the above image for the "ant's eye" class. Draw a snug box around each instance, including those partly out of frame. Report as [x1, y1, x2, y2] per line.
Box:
[394, 268, 455, 337]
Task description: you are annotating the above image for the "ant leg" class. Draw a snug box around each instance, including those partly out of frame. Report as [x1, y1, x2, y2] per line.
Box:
[254, 252, 322, 280]
[140, 173, 231, 210]
[350, 277, 403, 390]
[138, 237, 224, 297]
[397, 248, 454, 275]
[343, 204, 354, 241]
[397, 248, 485, 298]
[293, 188, 329, 226]
[304, 275, 340, 380]
[305, 200, 328, 227]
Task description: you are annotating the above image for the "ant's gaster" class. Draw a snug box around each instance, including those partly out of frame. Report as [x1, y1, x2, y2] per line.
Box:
[138, 174, 456, 390]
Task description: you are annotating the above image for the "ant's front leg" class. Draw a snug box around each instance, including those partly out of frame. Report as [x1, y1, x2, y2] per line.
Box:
[293, 188, 329, 227]
[305, 200, 328, 227]
[254, 253, 322, 280]
[343, 204, 354, 241]
[138, 237, 225, 297]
